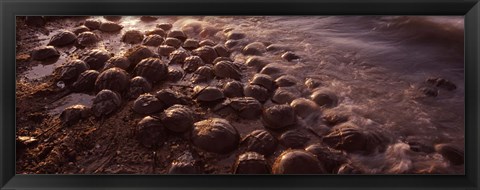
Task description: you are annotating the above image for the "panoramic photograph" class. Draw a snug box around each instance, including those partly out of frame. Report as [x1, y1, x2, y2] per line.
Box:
[15, 16, 464, 174]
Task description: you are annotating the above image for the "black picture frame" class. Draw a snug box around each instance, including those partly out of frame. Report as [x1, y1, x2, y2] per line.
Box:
[1, 0, 479, 189]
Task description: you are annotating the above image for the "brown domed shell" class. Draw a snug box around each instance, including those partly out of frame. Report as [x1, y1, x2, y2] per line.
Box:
[95, 68, 130, 93]
[213, 61, 242, 80]
[81, 49, 111, 70]
[244, 84, 269, 102]
[164, 37, 182, 48]
[122, 30, 144, 44]
[191, 65, 214, 84]
[133, 93, 165, 115]
[183, 39, 200, 50]
[259, 64, 283, 79]
[213, 44, 230, 57]
[140, 16, 158, 22]
[191, 118, 240, 153]
[167, 67, 184, 82]
[305, 144, 347, 173]
[169, 49, 188, 64]
[77, 31, 99, 46]
[102, 56, 131, 71]
[271, 87, 298, 104]
[183, 56, 205, 73]
[57, 59, 89, 82]
[192, 46, 218, 65]
[99, 21, 123, 32]
[311, 89, 338, 108]
[84, 19, 101, 30]
[127, 76, 152, 99]
[134, 58, 168, 84]
[245, 56, 269, 72]
[142, 34, 164, 47]
[305, 78, 322, 90]
[272, 150, 326, 174]
[241, 129, 277, 155]
[275, 75, 297, 87]
[160, 104, 194, 133]
[233, 152, 270, 174]
[156, 23, 173, 31]
[124, 45, 155, 67]
[91, 89, 122, 118]
[223, 81, 244, 98]
[71, 70, 100, 92]
[290, 98, 318, 118]
[434, 143, 464, 165]
[262, 104, 296, 130]
[145, 28, 166, 37]
[157, 45, 176, 57]
[250, 74, 274, 91]
[279, 130, 310, 149]
[60, 104, 91, 127]
[136, 116, 166, 148]
[321, 110, 349, 126]
[226, 31, 246, 40]
[48, 30, 77, 47]
[155, 89, 186, 108]
[199, 39, 216, 47]
[167, 30, 187, 42]
[227, 97, 262, 120]
[193, 86, 225, 102]
[242, 42, 266, 56]
[31, 46, 60, 61]
[322, 123, 389, 153]
[213, 57, 233, 65]
[72, 25, 90, 35]
[282, 51, 300, 61]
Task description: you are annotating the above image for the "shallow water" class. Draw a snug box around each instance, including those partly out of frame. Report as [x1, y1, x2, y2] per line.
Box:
[19, 16, 464, 174]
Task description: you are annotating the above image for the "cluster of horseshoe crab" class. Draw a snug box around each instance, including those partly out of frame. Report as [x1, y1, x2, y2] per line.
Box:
[23, 16, 464, 174]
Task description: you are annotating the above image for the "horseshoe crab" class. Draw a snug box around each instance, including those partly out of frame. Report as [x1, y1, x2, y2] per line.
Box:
[124, 45, 155, 67]
[272, 150, 326, 174]
[127, 76, 152, 99]
[156, 23, 173, 31]
[133, 58, 168, 84]
[164, 37, 182, 49]
[48, 30, 77, 47]
[191, 65, 215, 84]
[223, 81, 244, 98]
[167, 30, 187, 42]
[183, 39, 200, 50]
[122, 30, 144, 44]
[281, 51, 300, 61]
[183, 56, 205, 73]
[155, 89, 187, 108]
[213, 60, 242, 80]
[192, 46, 218, 65]
[169, 49, 189, 65]
[279, 130, 310, 149]
[289, 98, 319, 118]
[322, 123, 390, 153]
[136, 116, 166, 148]
[56, 59, 89, 82]
[102, 56, 131, 71]
[244, 84, 269, 102]
[159, 104, 194, 133]
[275, 75, 297, 87]
[132, 93, 164, 115]
[99, 21, 123, 32]
[91, 89, 122, 118]
[233, 152, 270, 174]
[311, 89, 338, 108]
[240, 129, 277, 156]
[242, 42, 266, 56]
[199, 39, 216, 47]
[71, 70, 100, 92]
[142, 34, 164, 47]
[81, 49, 111, 70]
[59, 104, 91, 127]
[77, 31, 99, 46]
[245, 56, 269, 72]
[191, 118, 240, 154]
[145, 28, 166, 37]
[215, 97, 262, 120]
[95, 68, 130, 93]
[158, 45, 177, 57]
[84, 19, 101, 30]
[305, 144, 347, 173]
[250, 74, 274, 91]
[213, 44, 230, 57]
[72, 25, 90, 35]
[262, 104, 296, 130]
[31, 46, 60, 61]
[193, 86, 225, 103]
